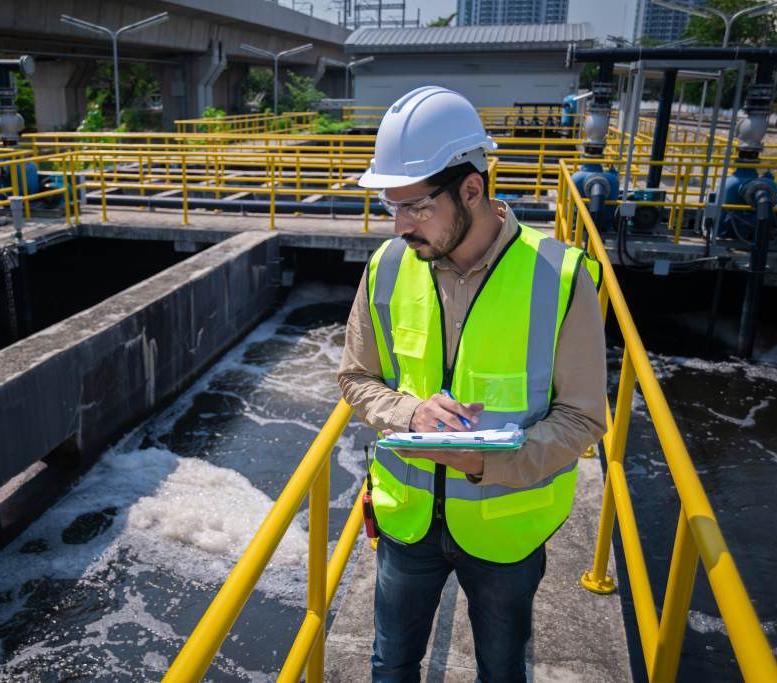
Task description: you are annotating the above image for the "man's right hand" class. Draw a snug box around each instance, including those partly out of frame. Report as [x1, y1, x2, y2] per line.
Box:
[409, 394, 484, 432]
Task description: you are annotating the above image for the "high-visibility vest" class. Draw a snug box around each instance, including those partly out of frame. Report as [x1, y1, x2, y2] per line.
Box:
[367, 223, 601, 563]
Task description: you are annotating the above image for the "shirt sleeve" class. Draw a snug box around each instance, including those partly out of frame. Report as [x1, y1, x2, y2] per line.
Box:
[478, 266, 607, 488]
[337, 269, 423, 432]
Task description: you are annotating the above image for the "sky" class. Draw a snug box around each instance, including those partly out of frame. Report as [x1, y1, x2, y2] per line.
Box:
[300, 0, 457, 27]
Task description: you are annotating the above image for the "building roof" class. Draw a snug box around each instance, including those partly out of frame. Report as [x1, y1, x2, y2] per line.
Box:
[345, 23, 593, 54]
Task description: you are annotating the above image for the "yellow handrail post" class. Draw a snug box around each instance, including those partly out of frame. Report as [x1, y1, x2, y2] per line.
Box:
[70, 152, 80, 225]
[650, 508, 699, 682]
[100, 154, 108, 223]
[363, 189, 370, 233]
[18, 158, 31, 219]
[305, 457, 330, 682]
[580, 347, 636, 595]
[535, 141, 544, 199]
[182, 155, 189, 226]
[269, 154, 276, 230]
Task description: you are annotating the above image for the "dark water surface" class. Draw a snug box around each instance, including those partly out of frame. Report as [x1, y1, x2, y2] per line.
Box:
[0, 283, 774, 681]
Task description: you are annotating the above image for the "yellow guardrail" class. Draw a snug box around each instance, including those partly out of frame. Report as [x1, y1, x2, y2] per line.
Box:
[174, 112, 317, 135]
[164, 398, 361, 682]
[556, 159, 777, 683]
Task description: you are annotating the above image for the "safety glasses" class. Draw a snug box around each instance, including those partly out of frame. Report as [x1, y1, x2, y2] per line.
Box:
[378, 173, 465, 223]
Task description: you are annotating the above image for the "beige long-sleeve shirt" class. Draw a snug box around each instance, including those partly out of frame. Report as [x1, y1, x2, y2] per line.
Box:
[337, 202, 607, 489]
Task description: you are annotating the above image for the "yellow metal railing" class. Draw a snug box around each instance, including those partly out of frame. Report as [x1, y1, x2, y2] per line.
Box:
[556, 159, 777, 683]
[10, 123, 776, 239]
[164, 399, 362, 682]
[174, 111, 317, 135]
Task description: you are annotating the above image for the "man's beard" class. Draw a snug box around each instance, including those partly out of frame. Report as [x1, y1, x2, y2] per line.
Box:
[415, 203, 472, 262]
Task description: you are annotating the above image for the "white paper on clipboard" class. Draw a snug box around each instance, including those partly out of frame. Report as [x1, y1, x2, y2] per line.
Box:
[382, 423, 526, 448]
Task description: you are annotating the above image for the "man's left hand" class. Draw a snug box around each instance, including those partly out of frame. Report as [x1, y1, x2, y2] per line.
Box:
[395, 448, 485, 476]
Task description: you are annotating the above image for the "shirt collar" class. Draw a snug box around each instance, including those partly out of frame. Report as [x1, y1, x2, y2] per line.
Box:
[433, 200, 519, 277]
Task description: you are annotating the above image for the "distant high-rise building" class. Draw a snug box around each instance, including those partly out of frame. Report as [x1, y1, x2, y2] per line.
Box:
[457, 0, 569, 26]
[634, 0, 704, 43]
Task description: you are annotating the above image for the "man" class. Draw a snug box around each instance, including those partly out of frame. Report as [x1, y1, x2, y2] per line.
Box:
[337, 86, 607, 683]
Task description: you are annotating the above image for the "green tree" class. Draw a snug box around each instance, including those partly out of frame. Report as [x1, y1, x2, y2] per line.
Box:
[242, 67, 274, 110]
[281, 72, 325, 112]
[85, 62, 160, 129]
[13, 75, 35, 130]
[427, 13, 456, 26]
[684, 0, 777, 46]
[682, 0, 777, 107]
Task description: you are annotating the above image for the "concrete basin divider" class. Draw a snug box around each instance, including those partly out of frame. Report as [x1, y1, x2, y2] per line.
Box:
[0, 231, 280, 489]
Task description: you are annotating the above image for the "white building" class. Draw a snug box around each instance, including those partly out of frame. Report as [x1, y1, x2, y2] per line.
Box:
[344, 23, 594, 108]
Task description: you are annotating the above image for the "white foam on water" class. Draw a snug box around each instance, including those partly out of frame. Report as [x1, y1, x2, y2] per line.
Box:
[0, 448, 308, 603]
[705, 398, 774, 428]
[688, 611, 777, 639]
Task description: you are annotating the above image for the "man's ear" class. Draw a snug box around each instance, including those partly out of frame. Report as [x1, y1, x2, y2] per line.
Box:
[459, 172, 484, 208]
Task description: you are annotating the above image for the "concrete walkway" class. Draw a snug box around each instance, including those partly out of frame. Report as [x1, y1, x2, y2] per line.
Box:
[325, 455, 632, 683]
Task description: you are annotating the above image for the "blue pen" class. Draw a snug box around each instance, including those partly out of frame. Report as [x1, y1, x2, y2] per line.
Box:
[441, 389, 472, 429]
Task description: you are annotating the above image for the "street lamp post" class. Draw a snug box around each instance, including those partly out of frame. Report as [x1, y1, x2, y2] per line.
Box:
[60, 12, 169, 129]
[240, 43, 313, 114]
[345, 57, 374, 99]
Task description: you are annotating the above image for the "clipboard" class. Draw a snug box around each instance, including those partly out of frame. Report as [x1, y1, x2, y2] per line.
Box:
[378, 426, 526, 451]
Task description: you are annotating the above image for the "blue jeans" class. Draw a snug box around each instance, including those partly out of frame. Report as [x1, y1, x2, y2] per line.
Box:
[372, 520, 546, 683]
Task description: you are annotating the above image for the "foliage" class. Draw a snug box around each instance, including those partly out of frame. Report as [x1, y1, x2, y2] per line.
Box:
[682, 0, 777, 107]
[684, 0, 777, 47]
[13, 75, 35, 130]
[427, 13, 456, 27]
[85, 62, 160, 129]
[77, 103, 105, 132]
[197, 106, 227, 133]
[313, 113, 351, 134]
[242, 67, 274, 108]
[281, 72, 325, 112]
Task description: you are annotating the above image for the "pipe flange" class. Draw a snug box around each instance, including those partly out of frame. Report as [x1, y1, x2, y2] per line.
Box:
[583, 174, 612, 198]
[740, 179, 777, 208]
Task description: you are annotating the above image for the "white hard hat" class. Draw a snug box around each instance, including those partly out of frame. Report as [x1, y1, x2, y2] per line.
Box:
[359, 86, 497, 189]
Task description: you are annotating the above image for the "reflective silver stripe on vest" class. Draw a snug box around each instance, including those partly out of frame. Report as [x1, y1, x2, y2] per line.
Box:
[376, 445, 575, 500]
[523, 236, 567, 425]
[372, 238, 407, 391]
[375, 445, 435, 492]
[446, 459, 577, 501]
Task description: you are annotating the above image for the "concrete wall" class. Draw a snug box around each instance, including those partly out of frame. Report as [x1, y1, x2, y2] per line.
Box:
[0, 232, 279, 487]
[353, 53, 580, 108]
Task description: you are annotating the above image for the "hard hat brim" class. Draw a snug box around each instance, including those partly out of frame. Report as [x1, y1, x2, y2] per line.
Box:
[357, 168, 436, 189]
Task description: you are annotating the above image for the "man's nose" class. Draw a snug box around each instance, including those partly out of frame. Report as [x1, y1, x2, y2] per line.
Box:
[393, 209, 415, 236]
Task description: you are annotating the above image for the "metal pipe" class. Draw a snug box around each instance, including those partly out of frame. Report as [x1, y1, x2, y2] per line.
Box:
[647, 69, 678, 188]
[570, 46, 777, 63]
[620, 64, 646, 204]
[710, 61, 746, 246]
[737, 189, 773, 358]
[84, 193, 558, 220]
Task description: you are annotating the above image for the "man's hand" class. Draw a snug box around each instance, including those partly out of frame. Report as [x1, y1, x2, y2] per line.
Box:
[409, 394, 484, 433]
[395, 448, 485, 476]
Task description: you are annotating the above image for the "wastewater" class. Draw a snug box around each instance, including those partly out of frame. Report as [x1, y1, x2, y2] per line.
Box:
[0, 282, 774, 681]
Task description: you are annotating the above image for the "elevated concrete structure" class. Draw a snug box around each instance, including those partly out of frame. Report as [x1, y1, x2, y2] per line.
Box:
[0, 0, 348, 129]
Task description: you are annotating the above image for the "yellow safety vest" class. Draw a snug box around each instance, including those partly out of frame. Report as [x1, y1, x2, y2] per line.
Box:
[367, 223, 601, 563]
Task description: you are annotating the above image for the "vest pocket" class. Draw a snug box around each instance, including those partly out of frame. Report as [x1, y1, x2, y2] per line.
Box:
[467, 371, 528, 412]
[481, 485, 554, 520]
[393, 326, 428, 359]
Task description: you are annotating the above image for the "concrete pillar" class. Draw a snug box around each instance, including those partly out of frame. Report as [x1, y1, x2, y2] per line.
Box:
[29, 61, 93, 131]
[213, 62, 249, 114]
[155, 64, 188, 131]
[186, 40, 226, 117]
